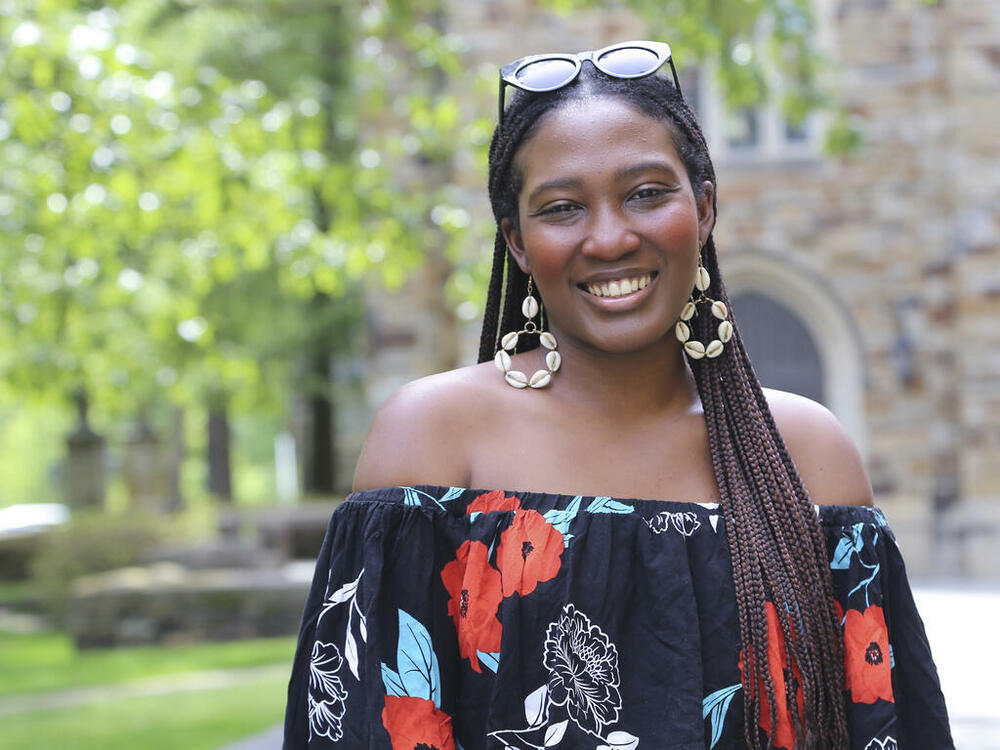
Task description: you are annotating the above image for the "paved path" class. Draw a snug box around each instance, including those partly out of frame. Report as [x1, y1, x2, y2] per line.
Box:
[913, 584, 1000, 750]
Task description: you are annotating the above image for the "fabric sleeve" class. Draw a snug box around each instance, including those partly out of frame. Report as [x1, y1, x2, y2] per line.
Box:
[283, 513, 337, 749]
[882, 531, 955, 749]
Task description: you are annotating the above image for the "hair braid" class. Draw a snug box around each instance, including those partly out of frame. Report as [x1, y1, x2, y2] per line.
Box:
[480, 66, 849, 748]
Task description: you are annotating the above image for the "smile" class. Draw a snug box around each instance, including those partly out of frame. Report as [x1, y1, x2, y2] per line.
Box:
[581, 273, 655, 298]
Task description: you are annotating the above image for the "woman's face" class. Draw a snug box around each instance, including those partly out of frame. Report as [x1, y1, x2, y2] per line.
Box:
[502, 97, 714, 356]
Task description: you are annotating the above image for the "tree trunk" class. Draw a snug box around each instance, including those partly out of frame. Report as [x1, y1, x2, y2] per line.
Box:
[207, 407, 232, 500]
[304, 352, 336, 495]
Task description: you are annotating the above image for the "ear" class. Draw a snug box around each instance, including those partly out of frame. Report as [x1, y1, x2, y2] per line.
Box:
[696, 181, 716, 246]
[500, 217, 531, 275]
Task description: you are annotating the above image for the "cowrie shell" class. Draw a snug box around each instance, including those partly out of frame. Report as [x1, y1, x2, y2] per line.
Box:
[675, 321, 691, 343]
[695, 267, 711, 292]
[529, 370, 551, 388]
[706, 339, 724, 358]
[501, 331, 519, 351]
[545, 350, 561, 372]
[684, 340, 706, 359]
[494, 350, 511, 373]
[711, 301, 728, 320]
[505, 370, 528, 388]
[680, 302, 696, 321]
[539, 332, 557, 350]
[718, 320, 733, 343]
[522, 295, 539, 319]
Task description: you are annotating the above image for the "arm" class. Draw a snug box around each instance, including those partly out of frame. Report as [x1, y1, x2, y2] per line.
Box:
[765, 388, 874, 506]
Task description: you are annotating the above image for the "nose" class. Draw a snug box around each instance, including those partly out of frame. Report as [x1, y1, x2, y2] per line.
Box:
[580, 204, 640, 260]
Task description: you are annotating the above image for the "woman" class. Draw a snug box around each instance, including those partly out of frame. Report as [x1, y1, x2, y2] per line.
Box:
[285, 42, 952, 749]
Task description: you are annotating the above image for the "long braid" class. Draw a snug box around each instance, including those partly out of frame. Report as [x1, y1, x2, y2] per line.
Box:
[479, 66, 849, 748]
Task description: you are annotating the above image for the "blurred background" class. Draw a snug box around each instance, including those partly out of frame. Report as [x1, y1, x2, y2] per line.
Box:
[0, 0, 997, 747]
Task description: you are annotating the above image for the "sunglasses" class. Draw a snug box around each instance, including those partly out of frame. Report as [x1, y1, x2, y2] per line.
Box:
[498, 40, 681, 125]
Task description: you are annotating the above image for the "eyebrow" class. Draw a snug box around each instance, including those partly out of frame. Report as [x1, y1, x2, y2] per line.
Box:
[617, 160, 681, 181]
[525, 161, 681, 205]
[526, 177, 582, 205]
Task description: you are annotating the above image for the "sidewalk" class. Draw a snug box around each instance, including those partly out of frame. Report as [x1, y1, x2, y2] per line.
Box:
[913, 583, 1000, 749]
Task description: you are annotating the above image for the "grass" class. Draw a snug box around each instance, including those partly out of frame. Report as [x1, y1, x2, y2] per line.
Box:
[1, 673, 287, 750]
[0, 629, 297, 698]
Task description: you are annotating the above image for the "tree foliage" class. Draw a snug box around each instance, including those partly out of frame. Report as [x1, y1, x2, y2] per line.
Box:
[0, 0, 837, 503]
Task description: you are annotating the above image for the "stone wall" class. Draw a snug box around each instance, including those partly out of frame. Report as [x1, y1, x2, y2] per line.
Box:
[352, 0, 1000, 576]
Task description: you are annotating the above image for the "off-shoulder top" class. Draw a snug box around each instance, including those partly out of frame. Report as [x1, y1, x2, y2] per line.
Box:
[283, 485, 953, 749]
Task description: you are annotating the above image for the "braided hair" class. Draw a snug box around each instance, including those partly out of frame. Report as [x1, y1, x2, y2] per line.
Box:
[478, 67, 849, 749]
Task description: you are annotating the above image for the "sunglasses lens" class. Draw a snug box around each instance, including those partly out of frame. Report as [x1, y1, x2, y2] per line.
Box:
[515, 58, 578, 90]
[596, 46, 662, 77]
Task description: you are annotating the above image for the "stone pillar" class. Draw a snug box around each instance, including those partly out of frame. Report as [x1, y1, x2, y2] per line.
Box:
[64, 389, 106, 509]
[123, 418, 165, 512]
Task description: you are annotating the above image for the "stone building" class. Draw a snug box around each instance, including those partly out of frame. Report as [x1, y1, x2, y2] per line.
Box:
[354, 0, 1000, 577]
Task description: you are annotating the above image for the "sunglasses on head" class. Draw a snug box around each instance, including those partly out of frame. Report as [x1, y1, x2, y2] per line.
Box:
[498, 40, 681, 126]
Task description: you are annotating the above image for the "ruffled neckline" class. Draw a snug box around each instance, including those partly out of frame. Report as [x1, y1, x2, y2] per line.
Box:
[346, 484, 885, 527]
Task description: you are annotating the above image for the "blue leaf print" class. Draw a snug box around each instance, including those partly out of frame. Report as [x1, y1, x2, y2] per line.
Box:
[586, 496, 635, 514]
[402, 486, 422, 506]
[830, 523, 866, 570]
[702, 683, 741, 749]
[543, 496, 582, 548]
[396, 609, 441, 707]
[439, 486, 465, 503]
[381, 663, 406, 697]
[477, 650, 500, 673]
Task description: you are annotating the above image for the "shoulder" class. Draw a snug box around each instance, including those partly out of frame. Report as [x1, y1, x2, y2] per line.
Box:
[764, 388, 873, 507]
[352, 363, 498, 492]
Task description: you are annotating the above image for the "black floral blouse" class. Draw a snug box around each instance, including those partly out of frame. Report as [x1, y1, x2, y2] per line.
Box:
[283, 486, 953, 749]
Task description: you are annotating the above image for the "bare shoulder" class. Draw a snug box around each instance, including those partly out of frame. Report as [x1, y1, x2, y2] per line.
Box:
[352, 364, 496, 492]
[764, 388, 873, 507]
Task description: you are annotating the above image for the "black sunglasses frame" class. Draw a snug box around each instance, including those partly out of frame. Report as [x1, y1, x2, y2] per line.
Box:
[497, 41, 682, 126]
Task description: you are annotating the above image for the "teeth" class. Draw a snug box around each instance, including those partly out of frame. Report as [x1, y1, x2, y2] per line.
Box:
[586, 274, 651, 298]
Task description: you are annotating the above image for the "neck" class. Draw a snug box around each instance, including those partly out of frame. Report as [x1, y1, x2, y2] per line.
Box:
[541, 334, 699, 420]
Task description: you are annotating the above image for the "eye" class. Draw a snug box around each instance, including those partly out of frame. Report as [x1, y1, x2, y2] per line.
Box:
[536, 202, 579, 217]
[629, 186, 670, 202]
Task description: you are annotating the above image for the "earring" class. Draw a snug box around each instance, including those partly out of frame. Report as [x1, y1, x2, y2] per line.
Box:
[674, 247, 733, 360]
[494, 276, 560, 389]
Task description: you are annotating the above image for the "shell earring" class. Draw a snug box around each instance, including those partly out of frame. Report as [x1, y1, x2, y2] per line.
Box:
[674, 246, 733, 360]
[494, 276, 561, 389]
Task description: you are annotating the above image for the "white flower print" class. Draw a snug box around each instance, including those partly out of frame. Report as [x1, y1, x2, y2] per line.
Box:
[543, 603, 623, 736]
[308, 641, 349, 741]
[864, 738, 898, 750]
[646, 511, 701, 536]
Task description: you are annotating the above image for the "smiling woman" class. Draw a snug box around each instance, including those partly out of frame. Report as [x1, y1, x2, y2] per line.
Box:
[283, 43, 953, 750]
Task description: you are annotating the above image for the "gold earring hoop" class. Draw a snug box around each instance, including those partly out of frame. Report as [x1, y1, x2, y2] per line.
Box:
[674, 246, 733, 360]
[494, 276, 561, 389]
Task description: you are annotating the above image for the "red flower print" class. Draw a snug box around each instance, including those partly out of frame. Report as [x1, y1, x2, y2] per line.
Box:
[738, 602, 805, 750]
[381, 695, 456, 750]
[843, 604, 894, 704]
[496, 509, 564, 597]
[440, 540, 503, 673]
[467, 490, 521, 515]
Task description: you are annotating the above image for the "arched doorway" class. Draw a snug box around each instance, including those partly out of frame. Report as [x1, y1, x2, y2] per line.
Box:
[730, 290, 825, 405]
[723, 251, 867, 454]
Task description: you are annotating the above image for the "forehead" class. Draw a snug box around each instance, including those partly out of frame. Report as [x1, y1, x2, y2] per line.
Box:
[514, 97, 685, 190]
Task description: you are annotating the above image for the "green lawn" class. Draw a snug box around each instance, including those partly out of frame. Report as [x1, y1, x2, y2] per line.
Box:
[0, 630, 297, 697]
[1, 674, 287, 750]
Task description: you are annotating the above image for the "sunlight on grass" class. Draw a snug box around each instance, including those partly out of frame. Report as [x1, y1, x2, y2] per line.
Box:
[0, 630, 296, 697]
[2, 675, 287, 750]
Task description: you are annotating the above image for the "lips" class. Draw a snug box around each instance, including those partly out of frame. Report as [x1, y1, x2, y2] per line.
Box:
[580, 272, 656, 298]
